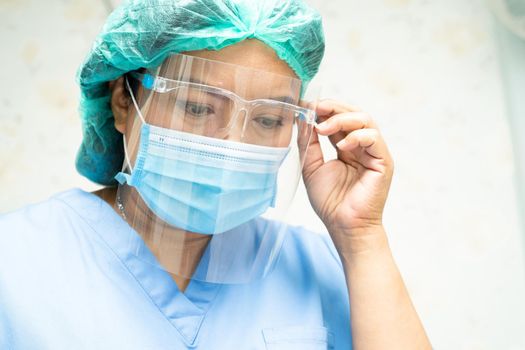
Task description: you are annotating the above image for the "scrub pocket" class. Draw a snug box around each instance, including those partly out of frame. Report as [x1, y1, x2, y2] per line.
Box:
[262, 326, 334, 350]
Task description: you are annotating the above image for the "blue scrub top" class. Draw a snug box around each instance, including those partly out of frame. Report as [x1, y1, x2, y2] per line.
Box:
[0, 189, 351, 349]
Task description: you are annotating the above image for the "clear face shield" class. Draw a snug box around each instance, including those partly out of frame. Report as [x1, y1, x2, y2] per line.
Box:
[116, 53, 317, 284]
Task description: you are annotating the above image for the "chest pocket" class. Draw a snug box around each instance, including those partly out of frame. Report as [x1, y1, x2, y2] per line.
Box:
[262, 326, 334, 350]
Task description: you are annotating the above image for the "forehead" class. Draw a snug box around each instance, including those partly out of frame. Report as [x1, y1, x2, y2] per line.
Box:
[151, 40, 302, 102]
[157, 56, 301, 101]
[184, 39, 299, 79]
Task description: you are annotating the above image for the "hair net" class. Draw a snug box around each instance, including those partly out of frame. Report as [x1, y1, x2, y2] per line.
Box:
[76, 0, 325, 185]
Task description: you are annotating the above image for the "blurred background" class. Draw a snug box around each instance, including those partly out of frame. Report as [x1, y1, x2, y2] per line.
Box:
[0, 0, 524, 348]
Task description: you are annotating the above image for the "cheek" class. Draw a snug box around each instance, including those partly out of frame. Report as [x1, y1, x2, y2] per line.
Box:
[278, 130, 293, 147]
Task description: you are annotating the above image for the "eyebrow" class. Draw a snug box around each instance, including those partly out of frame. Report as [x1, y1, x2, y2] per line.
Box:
[187, 77, 297, 105]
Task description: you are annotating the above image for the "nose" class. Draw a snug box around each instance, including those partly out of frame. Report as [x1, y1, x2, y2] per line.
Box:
[222, 109, 247, 143]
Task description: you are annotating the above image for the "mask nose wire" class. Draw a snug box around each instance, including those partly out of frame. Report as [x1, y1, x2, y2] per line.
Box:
[122, 75, 147, 173]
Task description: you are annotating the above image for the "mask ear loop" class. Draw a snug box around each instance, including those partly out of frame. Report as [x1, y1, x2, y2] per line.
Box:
[122, 75, 148, 173]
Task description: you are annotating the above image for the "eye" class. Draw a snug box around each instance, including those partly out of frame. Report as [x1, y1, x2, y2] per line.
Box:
[253, 116, 284, 129]
[185, 102, 214, 117]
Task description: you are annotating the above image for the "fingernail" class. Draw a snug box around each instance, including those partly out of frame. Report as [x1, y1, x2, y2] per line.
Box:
[336, 139, 347, 149]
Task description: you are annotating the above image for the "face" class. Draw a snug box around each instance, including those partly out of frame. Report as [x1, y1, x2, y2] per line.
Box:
[113, 39, 302, 156]
[110, 39, 309, 241]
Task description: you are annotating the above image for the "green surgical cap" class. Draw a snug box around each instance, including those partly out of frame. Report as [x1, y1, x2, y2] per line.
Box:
[76, 0, 325, 185]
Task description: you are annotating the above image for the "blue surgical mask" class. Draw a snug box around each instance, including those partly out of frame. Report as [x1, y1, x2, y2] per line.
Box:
[115, 123, 290, 234]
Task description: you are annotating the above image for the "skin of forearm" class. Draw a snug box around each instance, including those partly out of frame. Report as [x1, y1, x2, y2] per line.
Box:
[332, 226, 432, 350]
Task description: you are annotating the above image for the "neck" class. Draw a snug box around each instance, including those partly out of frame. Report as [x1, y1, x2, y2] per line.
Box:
[93, 187, 211, 292]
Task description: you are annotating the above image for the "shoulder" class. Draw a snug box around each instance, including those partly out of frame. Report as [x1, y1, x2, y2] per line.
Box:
[0, 190, 132, 348]
[0, 189, 120, 311]
[0, 189, 110, 269]
[0, 189, 101, 241]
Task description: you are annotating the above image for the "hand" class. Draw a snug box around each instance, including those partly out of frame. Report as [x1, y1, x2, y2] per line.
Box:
[300, 99, 394, 242]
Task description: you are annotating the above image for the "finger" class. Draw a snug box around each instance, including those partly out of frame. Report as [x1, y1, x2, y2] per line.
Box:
[299, 99, 314, 109]
[315, 99, 362, 117]
[336, 128, 391, 162]
[315, 112, 377, 136]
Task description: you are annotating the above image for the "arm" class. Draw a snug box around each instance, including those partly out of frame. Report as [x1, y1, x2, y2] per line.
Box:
[335, 226, 430, 350]
[301, 99, 431, 349]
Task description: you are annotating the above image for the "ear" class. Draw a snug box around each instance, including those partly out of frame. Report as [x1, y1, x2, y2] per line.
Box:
[109, 77, 131, 134]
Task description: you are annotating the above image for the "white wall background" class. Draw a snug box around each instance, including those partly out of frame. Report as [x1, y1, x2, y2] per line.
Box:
[0, 0, 524, 349]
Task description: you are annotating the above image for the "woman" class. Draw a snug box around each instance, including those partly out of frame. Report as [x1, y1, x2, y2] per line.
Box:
[0, 0, 431, 349]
